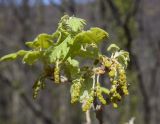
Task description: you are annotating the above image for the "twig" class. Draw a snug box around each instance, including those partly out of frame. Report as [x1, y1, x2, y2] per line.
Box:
[86, 110, 91, 124]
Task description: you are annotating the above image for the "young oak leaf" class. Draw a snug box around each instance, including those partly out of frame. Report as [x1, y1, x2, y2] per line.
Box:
[25, 33, 54, 49]
[74, 27, 109, 44]
[67, 27, 108, 58]
[0, 50, 28, 62]
[22, 51, 41, 65]
[44, 35, 74, 63]
[59, 15, 86, 34]
[0, 53, 17, 62]
[65, 16, 86, 33]
[113, 50, 130, 68]
[107, 44, 120, 53]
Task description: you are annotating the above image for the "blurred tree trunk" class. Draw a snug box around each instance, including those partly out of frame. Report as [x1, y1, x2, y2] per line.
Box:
[50, 0, 76, 15]
[135, 0, 160, 123]
[11, 0, 32, 43]
[59, 85, 70, 124]
[105, 0, 160, 124]
[0, 78, 11, 124]
[63, 0, 76, 14]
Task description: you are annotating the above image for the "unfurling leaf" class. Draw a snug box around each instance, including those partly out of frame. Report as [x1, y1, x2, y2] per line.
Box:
[23, 51, 41, 65]
[107, 44, 120, 53]
[59, 15, 86, 34]
[0, 53, 17, 62]
[74, 27, 108, 44]
[25, 33, 54, 49]
[45, 35, 73, 63]
[0, 50, 28, 62]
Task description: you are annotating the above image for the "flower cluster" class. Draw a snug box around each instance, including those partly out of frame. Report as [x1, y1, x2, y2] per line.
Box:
[99, 55, 129, 108]
[70, 78, 83, 103]
[81, 89, 94, 111]
[54, 62, 60, 84]
[96, 82, 106, 105]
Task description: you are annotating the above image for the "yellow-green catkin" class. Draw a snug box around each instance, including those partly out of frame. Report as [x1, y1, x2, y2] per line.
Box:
[100, 56, 112, 68]
[113, 103, 118, 108]
[105, 58, 112, 67]
[118, 67, 127, 85]
[96, 83, 106, 105]
[117, 66, 129, 95]
[54, 62, 60, 84]
[33, 80, 42, 99]
[108, 69, 116, 77]
[82, 89, 94, 112]
[71, 79, 82, 103]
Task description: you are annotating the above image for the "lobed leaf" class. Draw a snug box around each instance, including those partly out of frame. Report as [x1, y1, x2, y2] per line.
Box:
[45, 35, 74, 63]
[63, 57, 80, 79]
[114, 50, 130, 68]
[0, 50, 28, 62]
[107, 44, 120, 53]
[65, 16, 86, 33]
[22, 51, 41, 65]
[25, 33, 54, 49]
[74, 27, 109, 44]
[0, 53, 17, 62]
[59, 15, 86, 34]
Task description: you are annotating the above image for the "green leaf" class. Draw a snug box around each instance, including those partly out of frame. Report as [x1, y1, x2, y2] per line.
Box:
[119, 50, 130, 61]
[0, 53, 17, 62]
[67, 57, 79, 67]
[68, 27, 108, 58]
[68, 42, 99, 59]
[74, 27, 108, 44]
[114, 50, 130, 68]
[25, 33, 54, 49]
[59, 15, 86, 34]
[0, 50, 28, 62]
[80, 77, 93, 97]
[45, 35, 74, 63]
[107, 44, 120, 53]
[65, 16, 86, 33]
[22, 51, 41, 65]
[63, 57, 80, 79]
[117, 54, 127, 67]
[78, 45, 99, 58]
[17, 50, 28, 56]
